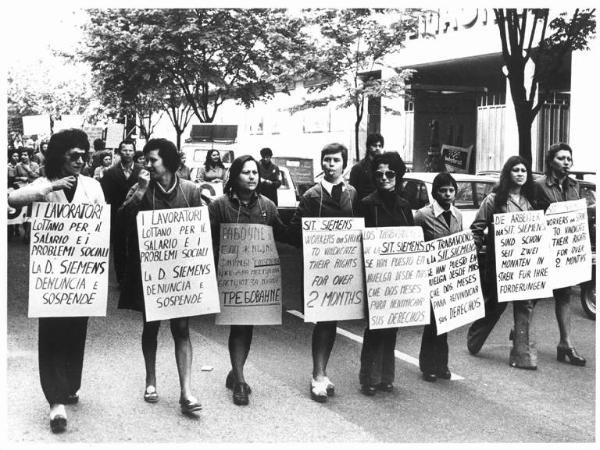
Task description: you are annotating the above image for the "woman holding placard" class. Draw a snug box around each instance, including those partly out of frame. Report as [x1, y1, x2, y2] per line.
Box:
[467, 156, 539, 369]
[534, 143, 585, 366]
[118, 138, 205, 414]
[8, 128, 105, 433]
[209, 155, 286, 406]
[356, 152, 413, 395]
[289, 143, 359, 403]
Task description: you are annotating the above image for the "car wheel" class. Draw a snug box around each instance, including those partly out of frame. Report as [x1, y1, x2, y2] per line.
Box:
[581, 280, 596, 320]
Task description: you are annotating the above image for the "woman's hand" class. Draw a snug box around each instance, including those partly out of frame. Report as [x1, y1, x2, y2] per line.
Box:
[138, 169, 151, 191]
[51, 176, 77, 192]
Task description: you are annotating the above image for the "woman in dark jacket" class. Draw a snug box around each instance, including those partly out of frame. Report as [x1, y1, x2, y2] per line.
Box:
[118, 138, 205, 414]
[209, 155, 287, 406]
[357, 152, 413, 395]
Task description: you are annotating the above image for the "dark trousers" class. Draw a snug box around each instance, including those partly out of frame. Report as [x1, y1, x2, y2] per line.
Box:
[419, 311, 448, 374]
[111, 227, 127, 285]
[38, 317, 88, 405]
[359, 327, 397, 385]
[467, 285, 509, 354]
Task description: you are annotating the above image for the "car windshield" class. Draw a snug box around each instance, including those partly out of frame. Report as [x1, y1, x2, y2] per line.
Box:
[454, 181, 496, 209]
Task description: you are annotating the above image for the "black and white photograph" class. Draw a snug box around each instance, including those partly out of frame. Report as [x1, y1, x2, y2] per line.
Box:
[2, 1, 597, 445]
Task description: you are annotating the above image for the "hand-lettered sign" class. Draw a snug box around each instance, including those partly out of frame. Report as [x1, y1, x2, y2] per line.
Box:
[546, 199, 592, 289]
[428, 230, 485, 334]
[137, 206, 220, 321]
[302, 217, 365, 322]
[28, 202, 110, 317]
[362, 226, 430, 329]
[494, 210, 552, 302]
[216, 224, 282, 325]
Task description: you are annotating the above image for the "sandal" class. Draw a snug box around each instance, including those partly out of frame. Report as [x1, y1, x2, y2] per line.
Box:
[322, 376, 335, 396]
[144, 385, 158, 403]
[180, 395, 202, 414]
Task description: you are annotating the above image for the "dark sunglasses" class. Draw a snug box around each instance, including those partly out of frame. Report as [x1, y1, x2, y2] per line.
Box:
[375, 170, 396, 180]
[68, 152, 87, 162]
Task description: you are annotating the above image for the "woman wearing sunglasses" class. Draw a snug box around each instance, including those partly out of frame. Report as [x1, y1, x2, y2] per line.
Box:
[8, 128, 106, 434]
[467, 155, 539, 369]
[357, 152, 413, 395]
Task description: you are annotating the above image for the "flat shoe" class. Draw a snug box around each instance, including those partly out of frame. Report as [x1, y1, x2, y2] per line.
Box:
[180, 396, 202, 414]
[376, 382, 394, 392]
[436, 369, 452, 380]
[233, 382, 249, 406]
[510, 361, 537, 370]
[310, 379, 327, 403]
[360, 384, 377, 396]
[422, 373, 437, 382]
[65, 393, 79, 405]
[50, 416, 67, 433]
[322, 376, 335, 396]
[144, 385, 159, 403]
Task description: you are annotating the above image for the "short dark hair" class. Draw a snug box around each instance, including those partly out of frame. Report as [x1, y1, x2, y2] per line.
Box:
[432, 172, 458, 203]
[545, 142, 572, 176]
[224, 155, 261, 195]
[133, 151, 145, 163]
[366, 133, 384, 149]
[142, 138, 180, 173]
[93, 138, 105, 151]
[260, 147, 273, 158]
[321, 143, 348, 170]
[45, 128, 90, 179]
[118, 139, 136, 154]
[372, 152, 407, 182]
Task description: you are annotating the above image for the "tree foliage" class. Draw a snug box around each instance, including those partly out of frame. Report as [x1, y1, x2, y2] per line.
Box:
[81, 8, 310, 144]
[494, 8, 596, 162]
[292, 9, 420, 159]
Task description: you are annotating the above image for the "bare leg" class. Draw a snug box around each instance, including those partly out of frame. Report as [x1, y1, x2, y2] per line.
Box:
[229, 325, 253, 384]
[312, 321, 337, 380]
[142, 320, 160, 388]
[554, 288, 572, 348]
[170, 317, 193, 399]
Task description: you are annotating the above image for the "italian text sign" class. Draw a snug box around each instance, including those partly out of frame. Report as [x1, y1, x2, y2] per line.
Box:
[28, 202, 110, 317]
[302, 217, 365, 322]
[429, 231, 485, 334]
[137, 207, 220, 321]
[546, 199, 592, 289]
[494, 210, 552, 302]
[362, 227, 429, 329]
[216, 224, 282, 325]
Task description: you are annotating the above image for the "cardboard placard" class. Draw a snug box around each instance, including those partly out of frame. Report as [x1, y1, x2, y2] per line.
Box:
[105, 123, 125, 149]
[302, 217, 365, 322]
[28, 202, 110, 317]
[428, 231, 485, 334]
[53, 115, 84, 132]
[442, 144, 473, 173]
[83, 126, 105, 148]
[546, 199, 592, 289]
[362, 227, 430, 329]
[22, 114, 51, 137]
[216, 224, 282, 325]
[137, 206, 220, 321]
[494, 210, 552, 302]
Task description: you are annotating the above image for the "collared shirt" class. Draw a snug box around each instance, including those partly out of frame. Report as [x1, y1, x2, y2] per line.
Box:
[155, 176, 178, 195]
[535, 174, 579, 210]
[321, 179, 346, 197]
[120, 162, 133, 180]
[431, 199, 459, 219]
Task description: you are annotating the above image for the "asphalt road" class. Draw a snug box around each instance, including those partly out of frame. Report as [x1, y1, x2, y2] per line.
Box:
[5, 237, 596, 443]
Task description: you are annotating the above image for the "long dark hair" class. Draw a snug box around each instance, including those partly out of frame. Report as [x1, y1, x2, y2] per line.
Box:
[493, 155, 536, 209]
[204, 150, 225, 171]
[224, 155, 261, 195]
[45, 129, 90, 179]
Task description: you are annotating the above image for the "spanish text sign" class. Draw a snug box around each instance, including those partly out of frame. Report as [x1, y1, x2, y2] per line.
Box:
[429, 231, 485, 335]
[546, 199, 592, 289]
[137, 207, 220, 321]
[494, 210, 552, 302]
[302, 217, 365, 322]
[362, 227, 429, 329]
[28, 202, 110, 318]
[216, 224, 282, 325]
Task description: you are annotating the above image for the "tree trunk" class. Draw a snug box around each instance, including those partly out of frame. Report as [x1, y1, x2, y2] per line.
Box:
[354, 120, 360, 161]
[176, 130, 182, 151]
[514, 103, 533, 163]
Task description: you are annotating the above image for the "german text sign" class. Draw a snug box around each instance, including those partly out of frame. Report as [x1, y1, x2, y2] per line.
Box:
[137, 207, 220, 321]
[429, 231, 484, 334]
[494, 210, 552, 302]
[216, 224, 282, 325]
[28, 202, 110, 317]
[362, 227, 429, 329]
[302, 217, 365, 322]
[546, 199, 592, 289]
